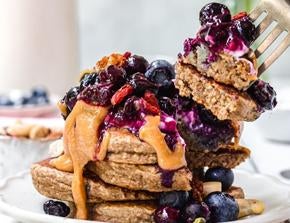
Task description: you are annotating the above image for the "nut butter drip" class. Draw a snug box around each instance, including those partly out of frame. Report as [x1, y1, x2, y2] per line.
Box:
[139, 115, 187, 170]
[50, 100, 108, 219]
[231, 120, 243, 147]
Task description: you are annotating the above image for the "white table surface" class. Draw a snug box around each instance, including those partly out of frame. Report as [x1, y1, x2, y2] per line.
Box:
[0, 119, 289, 222]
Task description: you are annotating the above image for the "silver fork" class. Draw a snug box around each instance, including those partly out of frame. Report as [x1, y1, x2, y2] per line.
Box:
[249, 0, 290, 76]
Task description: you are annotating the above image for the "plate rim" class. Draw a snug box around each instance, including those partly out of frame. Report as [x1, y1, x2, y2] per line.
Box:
[0, 169, 290, 223]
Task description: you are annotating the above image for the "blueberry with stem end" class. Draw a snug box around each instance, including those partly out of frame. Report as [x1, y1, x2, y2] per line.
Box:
[204, 167, 234, 191]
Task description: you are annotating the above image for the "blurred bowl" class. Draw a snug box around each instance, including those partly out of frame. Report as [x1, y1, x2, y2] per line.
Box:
[0, 136, 57, 179]
[256, 88, 290, 142]
[0, 89, 59, 117]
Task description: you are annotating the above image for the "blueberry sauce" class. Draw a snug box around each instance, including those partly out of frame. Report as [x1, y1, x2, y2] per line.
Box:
[183, 3, 257, 62]
[176, 97, 234, 151]
[158, 167, 176, 188]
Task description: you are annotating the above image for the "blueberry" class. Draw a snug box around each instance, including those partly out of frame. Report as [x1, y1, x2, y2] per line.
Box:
[0, 96, 14, 106]
[159, 191, 189, 209]
[181, 200, 210, 223]
[129, 72, 158, 95]
[80, 73, 97, 90]
[235, 16, 257, 45]
[31, 87, 48, 98]
[247, 79, 277, 110]
[205, 167, 234, 191]
[164, 134, 178, 150]
[199, 3, 231, 25]
[145, 60, 175, 96]
[43, 200, 70, 217]
[125, 55, 149, 76]
[64, 86, 80, 111]
[79, 83, 114, 106]
[158, 97, 176, 116]
[145, 60, 175, 84]
[204, 192, 239, 222]
[154, 206, 180, 223]
[98, 65, 126, 86]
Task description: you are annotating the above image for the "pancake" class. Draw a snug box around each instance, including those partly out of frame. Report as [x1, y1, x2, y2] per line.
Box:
[31, 161, 156, 203]
[181, 50, 257, 90]
[175, 61, 261, 121]
[87, 161, 192, 192]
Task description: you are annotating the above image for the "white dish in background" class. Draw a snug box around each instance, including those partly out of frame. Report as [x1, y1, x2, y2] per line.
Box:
[0, 136, 55, 179]
[0, 89, 59, 117]
[0, 118, 63, 179]
[0, 170, 290, 223]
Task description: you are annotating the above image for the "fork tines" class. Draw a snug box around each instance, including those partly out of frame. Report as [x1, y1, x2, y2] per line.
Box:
[249, 0, 290, 76]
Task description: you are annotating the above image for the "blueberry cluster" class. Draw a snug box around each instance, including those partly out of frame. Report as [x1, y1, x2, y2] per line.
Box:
[61, 54, 176, 117]
[61, 53, 180, 150]
[184, 3, 257, 58]
[0, 87, 49, 107]
[154, 167, 238, 223]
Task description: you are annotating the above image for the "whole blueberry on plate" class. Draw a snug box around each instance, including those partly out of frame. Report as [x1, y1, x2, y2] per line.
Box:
[204, 167, 234, 191]
[154, 206, 180, 223]
[199, 3, 231, 25]
[159, 191, 189, 209]
[43, 200, 70, 217]
[204, 192, 239, 222]
[125, 55, 149, 75]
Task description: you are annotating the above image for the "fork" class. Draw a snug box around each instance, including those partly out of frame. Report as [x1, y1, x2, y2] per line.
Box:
[249, 0, 290, 76]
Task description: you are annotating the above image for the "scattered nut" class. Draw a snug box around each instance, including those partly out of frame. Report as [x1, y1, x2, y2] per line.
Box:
[226, 186, 245, 199]
[203, 181, 222, 197]
[237, 198, 265, 218]
[6, 123, 34, 137]
[29, 125, 50, 139]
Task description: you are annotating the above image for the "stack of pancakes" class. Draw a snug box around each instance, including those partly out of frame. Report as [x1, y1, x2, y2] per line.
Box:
[32, 128, 194, 222]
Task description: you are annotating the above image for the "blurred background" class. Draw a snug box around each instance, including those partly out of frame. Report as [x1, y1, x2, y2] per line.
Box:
[0, 0, 289, 177]
[0, 0, 289, 95]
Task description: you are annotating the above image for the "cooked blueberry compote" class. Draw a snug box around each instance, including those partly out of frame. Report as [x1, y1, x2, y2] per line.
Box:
[176, 97, 235, 151]
[43, 200, 70, 217]
[183, 3, 256, 61]
[59, 53, 185, 178]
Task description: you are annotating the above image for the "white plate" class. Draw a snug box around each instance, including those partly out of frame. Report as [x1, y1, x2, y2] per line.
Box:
[0, 170, 290, 223]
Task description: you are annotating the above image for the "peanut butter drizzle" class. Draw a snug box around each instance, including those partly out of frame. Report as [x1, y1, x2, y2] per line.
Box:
[50, 100, 108, 219]
[139, 115, 187, 170]
[231, 120, 243, 147]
